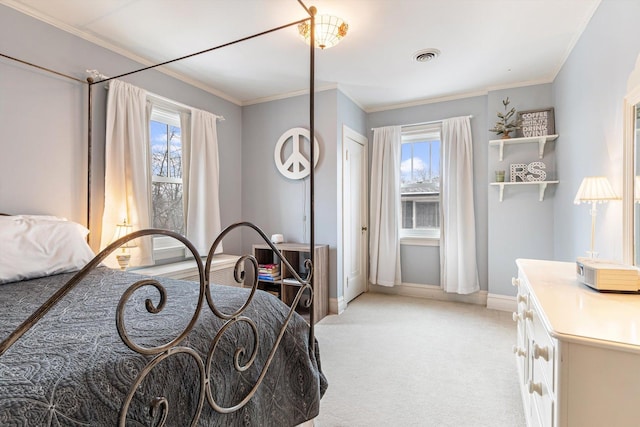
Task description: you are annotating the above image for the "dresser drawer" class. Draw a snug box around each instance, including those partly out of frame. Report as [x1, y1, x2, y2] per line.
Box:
[528, 303, 555, 393]
[529, 357, 555, 427]
[512, 275, 530, 389]
[513, 275, 530, 347]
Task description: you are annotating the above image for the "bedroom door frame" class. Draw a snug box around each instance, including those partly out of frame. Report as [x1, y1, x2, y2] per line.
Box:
[341, 125, 368, 306]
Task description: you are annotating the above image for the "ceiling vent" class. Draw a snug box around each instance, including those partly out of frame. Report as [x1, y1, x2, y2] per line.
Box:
[413, 48, 441, 63]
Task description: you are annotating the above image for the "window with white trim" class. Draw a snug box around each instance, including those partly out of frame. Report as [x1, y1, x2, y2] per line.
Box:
[149, 104, 186, 261]
[400, 124, 441, 240]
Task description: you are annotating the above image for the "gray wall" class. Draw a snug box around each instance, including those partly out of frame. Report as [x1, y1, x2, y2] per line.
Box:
[241, 90, 339, 297]
[367, 96, 489, 291]
[487, 85, 555, 297]
[364, 85, 557, 297]
[240, 89, 367, 302]
[1, 5, 90, 225]
[552, 0, 640, 263]
[0, 4, 243, 254]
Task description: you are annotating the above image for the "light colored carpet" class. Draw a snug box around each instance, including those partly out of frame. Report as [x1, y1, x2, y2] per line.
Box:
[313, 292, 526, 427]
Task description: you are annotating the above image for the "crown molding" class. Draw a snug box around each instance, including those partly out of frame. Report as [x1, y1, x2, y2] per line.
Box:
[365, 89, 489, 114]
[241, 83, 339, 106]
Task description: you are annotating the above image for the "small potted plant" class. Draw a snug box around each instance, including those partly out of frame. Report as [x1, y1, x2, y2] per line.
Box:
[489, 97, 521, 139]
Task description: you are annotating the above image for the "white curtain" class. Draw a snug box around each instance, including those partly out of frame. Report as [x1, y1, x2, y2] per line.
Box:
[100, 80, 153, 267]
[183, 108, 223, 256]
[369, 126, 402, 287]
[440, 116, 479, 294]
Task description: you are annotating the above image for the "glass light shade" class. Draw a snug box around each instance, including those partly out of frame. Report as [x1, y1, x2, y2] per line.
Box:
[573, 176, 619, 204]
[298, 15, 349, 50]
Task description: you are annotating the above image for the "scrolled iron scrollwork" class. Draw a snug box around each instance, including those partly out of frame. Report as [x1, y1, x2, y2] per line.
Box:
[198, 222, 315, 414]
[204, 222, 314, 318]
[112, 230, 206, 356]
[118, 346, 207, 427]
[113, 221, 316, 424]
[149, 397, 169, 427]
[0, 222, 316, 426]
[205, 316, 260, 414]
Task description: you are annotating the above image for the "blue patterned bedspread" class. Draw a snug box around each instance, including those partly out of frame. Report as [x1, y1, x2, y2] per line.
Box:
[0, 267, 327, 426]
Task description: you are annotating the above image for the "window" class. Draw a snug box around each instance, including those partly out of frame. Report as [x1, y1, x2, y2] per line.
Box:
[400, 125, 441, 241]
[149, 105, 186, 261]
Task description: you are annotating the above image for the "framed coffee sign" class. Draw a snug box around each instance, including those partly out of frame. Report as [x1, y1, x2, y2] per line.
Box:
[516, 107, 555, 137]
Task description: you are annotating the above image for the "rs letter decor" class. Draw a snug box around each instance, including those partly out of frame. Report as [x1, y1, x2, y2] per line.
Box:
[516, 108, 555, 137]
[511, 161, 547, 182]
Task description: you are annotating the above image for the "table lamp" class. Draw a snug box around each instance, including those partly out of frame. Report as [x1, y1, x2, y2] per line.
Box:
[573, 176, 619, 258]
[114, 219, 136, 270]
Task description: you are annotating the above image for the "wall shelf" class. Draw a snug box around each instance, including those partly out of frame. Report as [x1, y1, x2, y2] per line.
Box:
[490, 181, 559, 202]
[489, 134, 558, 161]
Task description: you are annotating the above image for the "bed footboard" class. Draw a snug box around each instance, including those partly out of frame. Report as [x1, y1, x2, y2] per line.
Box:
[0, 221, 325, 426]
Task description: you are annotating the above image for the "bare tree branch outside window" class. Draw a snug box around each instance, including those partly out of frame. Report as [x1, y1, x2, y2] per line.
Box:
[150, 121, 184, 234]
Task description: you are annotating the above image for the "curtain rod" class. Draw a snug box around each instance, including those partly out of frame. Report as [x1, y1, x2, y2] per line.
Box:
[371, 115, 473, 131]
[91, 71, 225, 121]
[149, 92, 225, 121]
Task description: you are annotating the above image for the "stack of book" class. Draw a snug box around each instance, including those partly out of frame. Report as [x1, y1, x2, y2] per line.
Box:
[258, 263, 281, 282]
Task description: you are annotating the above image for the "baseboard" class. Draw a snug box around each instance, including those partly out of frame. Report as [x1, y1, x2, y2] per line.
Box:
[369, 282, 488, 306]
[329, 296, 347, 315]
[486, 293, 517, 312]
[335, 285, 513, 312]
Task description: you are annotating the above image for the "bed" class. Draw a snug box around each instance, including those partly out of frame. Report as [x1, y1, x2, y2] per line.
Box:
[0, 1, 326, 425]
[0, 217, 327, 425]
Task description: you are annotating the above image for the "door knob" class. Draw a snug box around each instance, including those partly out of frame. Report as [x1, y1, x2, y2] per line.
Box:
[361, 226, 368, 231]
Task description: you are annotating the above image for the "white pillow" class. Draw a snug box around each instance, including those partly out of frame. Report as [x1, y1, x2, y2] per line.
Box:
[0, 215, 96, 284]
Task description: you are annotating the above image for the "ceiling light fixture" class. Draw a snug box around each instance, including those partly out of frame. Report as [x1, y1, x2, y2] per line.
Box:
[298, 14, 349, 50]
[413, 48, 441, 63]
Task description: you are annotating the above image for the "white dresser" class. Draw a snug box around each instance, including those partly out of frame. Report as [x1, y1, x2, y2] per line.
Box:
[513, 259, 640, 427]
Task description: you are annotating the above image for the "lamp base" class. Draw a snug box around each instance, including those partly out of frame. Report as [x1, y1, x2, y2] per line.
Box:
[116, 254, 131, 270]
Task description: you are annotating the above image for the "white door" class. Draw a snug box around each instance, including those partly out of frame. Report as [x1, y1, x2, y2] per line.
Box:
[342, 126, 368, 304]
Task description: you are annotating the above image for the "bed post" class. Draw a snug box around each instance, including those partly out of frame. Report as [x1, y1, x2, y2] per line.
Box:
[86, 77, 93, 235]
[308, 6, 316, 353]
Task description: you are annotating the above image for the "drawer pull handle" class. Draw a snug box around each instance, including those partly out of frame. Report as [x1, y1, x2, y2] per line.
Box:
[512, 345, 527, 358]
[512, 310, 533, 322]
[533, 343, 550, 361]
[512, 277, 521, 287]
[517, 295, 528, 304]
[528, 381, 543, 396]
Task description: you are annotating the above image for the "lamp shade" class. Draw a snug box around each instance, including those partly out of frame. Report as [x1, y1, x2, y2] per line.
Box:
[298, 15, 349, 50]
[113, 219, 136, 248]
[573, 176, 619, 204]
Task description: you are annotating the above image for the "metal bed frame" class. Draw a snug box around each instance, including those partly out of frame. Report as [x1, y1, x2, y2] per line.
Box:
[0, 1, 319, 424]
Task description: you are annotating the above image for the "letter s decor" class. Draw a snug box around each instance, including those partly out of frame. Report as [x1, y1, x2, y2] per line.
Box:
[526, 161, 547, 182]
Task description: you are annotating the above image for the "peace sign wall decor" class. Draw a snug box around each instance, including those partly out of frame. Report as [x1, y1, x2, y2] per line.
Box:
[274, 127, 320, 180]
